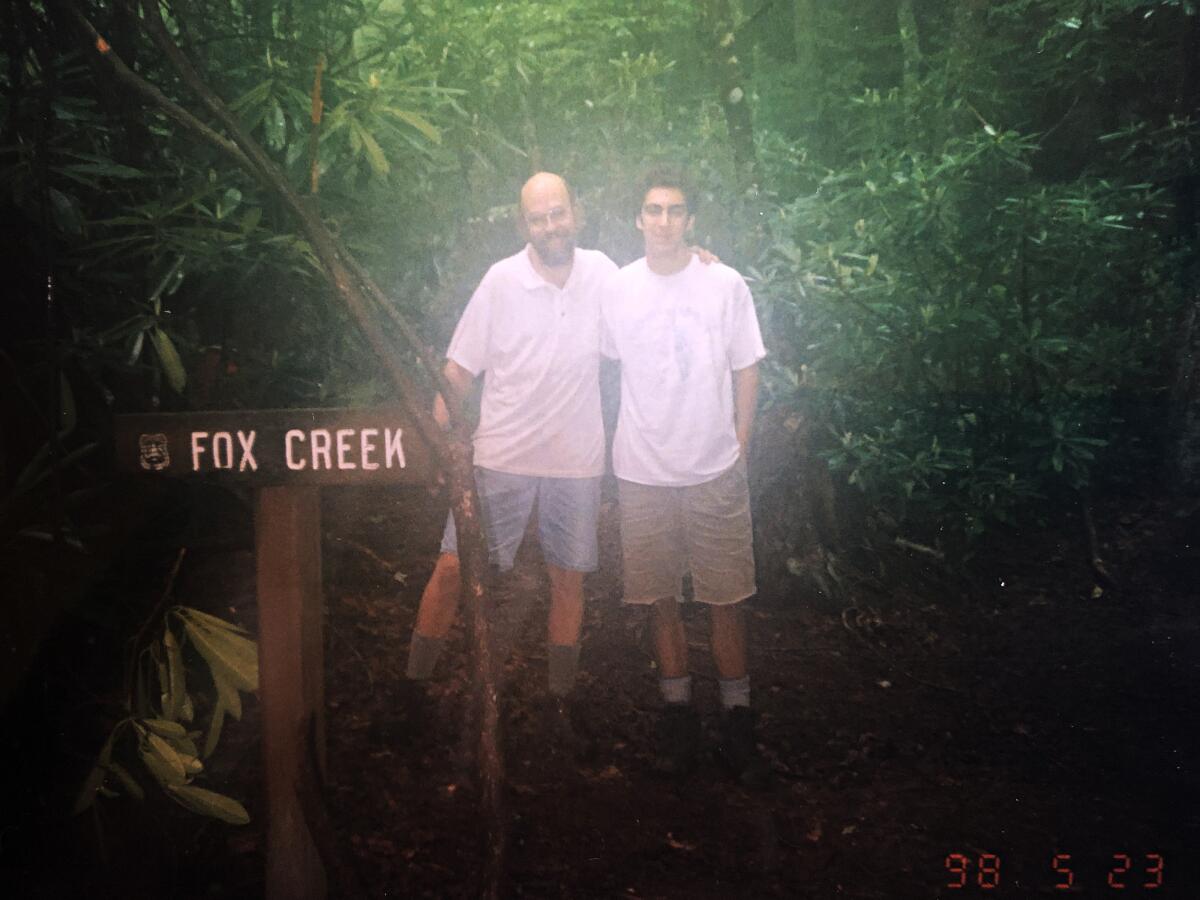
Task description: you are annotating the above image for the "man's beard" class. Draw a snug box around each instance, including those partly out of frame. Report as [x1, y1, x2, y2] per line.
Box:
[532, 232, 575, 267]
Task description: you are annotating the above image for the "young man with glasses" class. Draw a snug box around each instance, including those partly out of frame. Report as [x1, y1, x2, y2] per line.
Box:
[601, 167, 768, 783]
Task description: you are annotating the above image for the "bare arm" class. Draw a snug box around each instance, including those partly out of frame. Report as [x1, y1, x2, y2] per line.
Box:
[733, 362, 759, 461]
[433, 359, 477, 429]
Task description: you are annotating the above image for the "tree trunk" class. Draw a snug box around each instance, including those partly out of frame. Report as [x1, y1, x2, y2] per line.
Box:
[1167, 9, 1200, 493]
[950, 0, 988, 63]
[704, 0, 757, 190]
[792, 0, 817, 76]
[896, 0, 921, 101]
[1169, 299, 1200, 492]
[943, 0, 988, 141]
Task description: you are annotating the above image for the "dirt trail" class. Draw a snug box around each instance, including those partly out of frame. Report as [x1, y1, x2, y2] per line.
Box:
[2, 486, 1197, 898]
[316, 488, 1200, 898]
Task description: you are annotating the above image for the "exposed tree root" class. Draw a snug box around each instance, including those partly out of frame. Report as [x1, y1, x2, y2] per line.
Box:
[1080, 492, 1119, 591]
[297, 714, 368, 898]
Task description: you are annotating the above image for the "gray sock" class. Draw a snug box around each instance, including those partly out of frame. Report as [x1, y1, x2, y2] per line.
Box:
[548, 642, 581, 697]
[660, 674, 693, 705]
[405, 632, 444, 680]
[719, 675, 751, 709]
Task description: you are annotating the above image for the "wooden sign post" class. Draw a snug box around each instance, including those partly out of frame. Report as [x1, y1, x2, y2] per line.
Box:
[115, 407, 435, 900]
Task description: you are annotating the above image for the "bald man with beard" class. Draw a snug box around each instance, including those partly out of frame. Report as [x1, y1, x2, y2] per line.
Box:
[405, 173, 615, 723]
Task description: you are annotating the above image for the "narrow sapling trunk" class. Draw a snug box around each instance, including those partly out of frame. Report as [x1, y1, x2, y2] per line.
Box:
[704, 0, 757, 190]
[1167, 8, 1200, 495]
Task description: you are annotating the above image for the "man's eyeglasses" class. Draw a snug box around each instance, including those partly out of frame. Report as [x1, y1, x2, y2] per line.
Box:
[641, 203, 689, 221]
[524, 206, 571, 230]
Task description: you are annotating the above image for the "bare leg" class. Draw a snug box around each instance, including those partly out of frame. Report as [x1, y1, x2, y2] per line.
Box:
[710, 602, 747, 680]
[545, 564, 585, 699]
[546, 564, 584, 646]
[413, 552, 462, 639]
[652, 596, 689, 679]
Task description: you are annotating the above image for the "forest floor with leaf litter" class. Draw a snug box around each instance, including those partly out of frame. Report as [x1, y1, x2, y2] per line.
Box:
[3, 483, 1199, 898]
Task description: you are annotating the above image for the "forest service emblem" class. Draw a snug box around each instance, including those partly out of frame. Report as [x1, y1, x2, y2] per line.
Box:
[138, 433, 170, 471]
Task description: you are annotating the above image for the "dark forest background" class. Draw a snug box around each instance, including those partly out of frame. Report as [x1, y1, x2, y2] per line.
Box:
[5, 0, 1199, 574]
[2, 1, 1199, 889]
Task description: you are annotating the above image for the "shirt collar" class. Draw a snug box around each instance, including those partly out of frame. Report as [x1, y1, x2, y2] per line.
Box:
[518, 244, 576, 291]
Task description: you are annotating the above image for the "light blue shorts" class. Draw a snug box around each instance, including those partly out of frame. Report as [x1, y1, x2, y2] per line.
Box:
[440, 467, 601, 572]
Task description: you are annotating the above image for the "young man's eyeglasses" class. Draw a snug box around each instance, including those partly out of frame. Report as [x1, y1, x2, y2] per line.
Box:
[641, 203, 689, 221]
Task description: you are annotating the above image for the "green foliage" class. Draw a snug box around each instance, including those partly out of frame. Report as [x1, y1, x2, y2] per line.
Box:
[74, 607, 257, 825]
[747, 0, 1193, 552]
[4, 0, 1196, 563]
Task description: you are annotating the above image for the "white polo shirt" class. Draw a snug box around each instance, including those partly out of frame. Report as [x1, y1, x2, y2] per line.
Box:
[446, 245, 616, 478]
[601, 256, 766, 486]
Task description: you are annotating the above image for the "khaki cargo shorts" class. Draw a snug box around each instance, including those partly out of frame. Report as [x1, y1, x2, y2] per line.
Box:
[617, 458, 756, 606]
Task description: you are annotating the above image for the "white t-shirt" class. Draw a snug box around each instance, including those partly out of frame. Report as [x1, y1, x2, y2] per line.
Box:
[446, 245, 616, 477]
[601, 256, 766, 486]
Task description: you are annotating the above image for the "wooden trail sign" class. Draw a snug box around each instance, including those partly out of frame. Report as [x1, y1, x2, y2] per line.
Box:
[114, 406, 434, 486]
[116, 407, 435, 900]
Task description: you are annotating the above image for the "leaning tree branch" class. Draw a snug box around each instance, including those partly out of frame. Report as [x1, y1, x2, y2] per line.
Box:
[68, 3, 507, 895]
[66, 8, 259, 177]
[1079, 489, 1118, 591]
[341, 250, 460, 413]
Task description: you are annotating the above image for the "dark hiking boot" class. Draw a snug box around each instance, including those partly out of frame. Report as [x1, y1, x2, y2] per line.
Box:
[541, 695, 595, 763]
[716, 706, 771, 788]
[654, 704, 701, 778]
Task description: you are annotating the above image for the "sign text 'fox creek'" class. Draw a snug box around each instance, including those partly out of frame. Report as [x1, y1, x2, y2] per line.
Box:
[114, 406, 434, 486]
